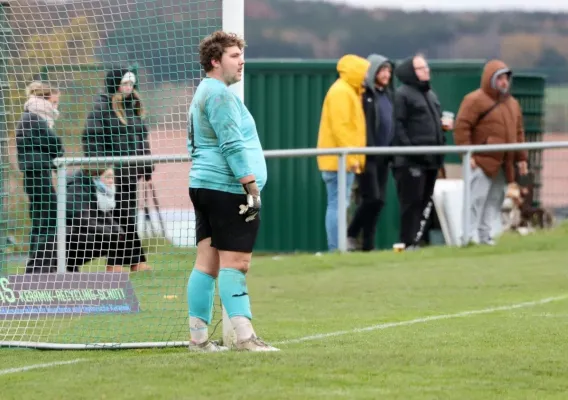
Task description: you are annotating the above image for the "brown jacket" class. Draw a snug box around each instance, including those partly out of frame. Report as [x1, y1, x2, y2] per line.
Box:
[453, 59, 527, 183]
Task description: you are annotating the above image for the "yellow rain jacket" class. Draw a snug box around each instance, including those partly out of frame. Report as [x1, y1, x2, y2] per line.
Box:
[317, 54, 370, 173]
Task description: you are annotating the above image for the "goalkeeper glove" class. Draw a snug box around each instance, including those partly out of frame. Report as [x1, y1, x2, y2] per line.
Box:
[239, 180, 261, 222]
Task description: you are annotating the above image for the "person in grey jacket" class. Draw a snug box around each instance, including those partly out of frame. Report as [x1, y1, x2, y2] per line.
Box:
[16, 81, 64, 272]
[347, 54, 394, 251]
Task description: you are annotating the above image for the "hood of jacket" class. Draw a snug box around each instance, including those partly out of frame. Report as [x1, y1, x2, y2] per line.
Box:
[394, 56, 431, 91]
[337, 54, 370, 92]
[365, 53, 393, 92]
[105, 68, 138, 95]
[481, 59, 512, 100]
[395, 56, 420, 86]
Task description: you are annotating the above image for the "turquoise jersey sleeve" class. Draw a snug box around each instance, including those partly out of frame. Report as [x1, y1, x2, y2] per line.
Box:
[206, 88, 253, 180]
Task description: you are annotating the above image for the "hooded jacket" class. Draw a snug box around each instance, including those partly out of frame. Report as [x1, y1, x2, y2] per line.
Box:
[363, 54, 395, 156]
[317, 54, 370, 172]
[391, 56, 445, 169]
[82, 68, 151, 162]
[453, 59, 527, 183]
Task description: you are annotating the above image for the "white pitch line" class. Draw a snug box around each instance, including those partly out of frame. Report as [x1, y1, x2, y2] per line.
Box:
[0, 358, 87, 376]
[275, 295, 568, 345]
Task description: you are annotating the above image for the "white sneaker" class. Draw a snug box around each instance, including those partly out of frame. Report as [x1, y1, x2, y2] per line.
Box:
[188, 340, 229, 353]
[236, 335, 280, 352]
[347, 237, 358, 251]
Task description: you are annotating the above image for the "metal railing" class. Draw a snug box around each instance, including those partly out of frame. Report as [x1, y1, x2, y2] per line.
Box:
[53, 140, 568, 272]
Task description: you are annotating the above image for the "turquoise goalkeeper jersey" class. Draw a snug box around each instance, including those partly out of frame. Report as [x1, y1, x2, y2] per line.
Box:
[187, 77, 267, 194]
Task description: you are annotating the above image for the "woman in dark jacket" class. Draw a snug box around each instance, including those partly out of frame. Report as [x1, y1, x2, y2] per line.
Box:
[81, 68, 153, 272]
[16, 81, 64, 273]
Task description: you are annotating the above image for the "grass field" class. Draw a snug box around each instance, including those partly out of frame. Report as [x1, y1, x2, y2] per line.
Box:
[1, 224, 568, 399]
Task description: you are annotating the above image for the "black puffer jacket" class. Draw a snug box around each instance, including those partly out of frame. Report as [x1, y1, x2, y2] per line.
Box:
[16, 112, 64, 172]
[392, 57, 445, 169]
[82, 69, 151, 169]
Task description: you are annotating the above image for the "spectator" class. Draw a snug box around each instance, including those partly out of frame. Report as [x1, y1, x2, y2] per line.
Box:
[26, 167, 130, 273]
[82, 68, 153, 272]
[392, 54, 451, 249]
[317, 54, 370, 252]
[454, 59, 528, 246]
[347, 54, 394, 252]
[16, 81, 64, 273]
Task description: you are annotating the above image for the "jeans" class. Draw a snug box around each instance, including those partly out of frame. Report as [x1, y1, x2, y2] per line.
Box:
[322, 171, 355, 251]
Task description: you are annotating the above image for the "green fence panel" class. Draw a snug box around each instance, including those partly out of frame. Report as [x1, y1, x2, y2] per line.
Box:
[245, 60, 337, 252]
[510, 73, 546, 205]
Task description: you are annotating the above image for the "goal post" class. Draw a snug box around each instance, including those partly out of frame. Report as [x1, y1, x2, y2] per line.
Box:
[0, 0, 245, 350]
[0, 2, 11, 277]
[221, 0, 244, 350]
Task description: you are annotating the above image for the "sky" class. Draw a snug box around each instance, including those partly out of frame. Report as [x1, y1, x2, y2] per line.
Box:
[306, 0, 568, 12]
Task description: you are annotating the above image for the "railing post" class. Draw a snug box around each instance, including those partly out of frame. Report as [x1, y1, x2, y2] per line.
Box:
[461, 150, 472, 246]
[56, 165, 67, 273]
[337, 152, 348, 253]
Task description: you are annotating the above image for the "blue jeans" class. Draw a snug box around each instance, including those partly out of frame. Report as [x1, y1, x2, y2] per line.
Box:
[322, 171, 355, 251]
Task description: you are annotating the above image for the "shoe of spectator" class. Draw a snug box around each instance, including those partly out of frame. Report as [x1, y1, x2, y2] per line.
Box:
[347, 237, 359, 251]
[106, 265, 125, 273]
[131, 262, 152, 272]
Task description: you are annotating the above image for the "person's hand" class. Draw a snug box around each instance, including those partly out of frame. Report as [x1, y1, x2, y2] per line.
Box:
[441, 118, 454, 131]
[349, 161, 361, 174]
[240, 180, 261, 222]
[470, 157, 477, 170]
[517, 161, 528, 176]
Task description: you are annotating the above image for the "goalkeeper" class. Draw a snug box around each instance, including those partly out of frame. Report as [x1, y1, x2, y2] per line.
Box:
[186, 30, 279, 352]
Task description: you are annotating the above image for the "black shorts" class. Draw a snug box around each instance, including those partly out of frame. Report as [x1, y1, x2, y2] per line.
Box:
[189, 188, 261, 253]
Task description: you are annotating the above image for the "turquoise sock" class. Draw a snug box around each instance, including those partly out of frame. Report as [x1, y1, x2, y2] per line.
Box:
[187, 268, 215, 324]
[218, 268, 252, 320]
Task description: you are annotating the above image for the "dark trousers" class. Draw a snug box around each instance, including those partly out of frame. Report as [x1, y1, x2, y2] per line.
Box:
[113, 166, 146, 266]
[393, 166, 438, 247]
[66, 228, 127, 272]
[26, 227, 128, 274]
[22, 169, 58, 259]
[348, 160, 390, 251]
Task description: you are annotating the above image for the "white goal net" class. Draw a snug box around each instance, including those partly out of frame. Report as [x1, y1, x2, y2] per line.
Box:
[0, 0, 242, 349]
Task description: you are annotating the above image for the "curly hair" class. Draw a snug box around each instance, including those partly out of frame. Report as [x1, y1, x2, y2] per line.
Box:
[199, 30, 245, 73]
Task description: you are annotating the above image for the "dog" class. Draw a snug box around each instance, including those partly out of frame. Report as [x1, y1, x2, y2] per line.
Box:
[501, 173, 555, 235]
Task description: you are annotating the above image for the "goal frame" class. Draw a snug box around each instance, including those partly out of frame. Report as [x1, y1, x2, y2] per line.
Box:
[220, 0, 244, 350]
[0, 0, 244, 351]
